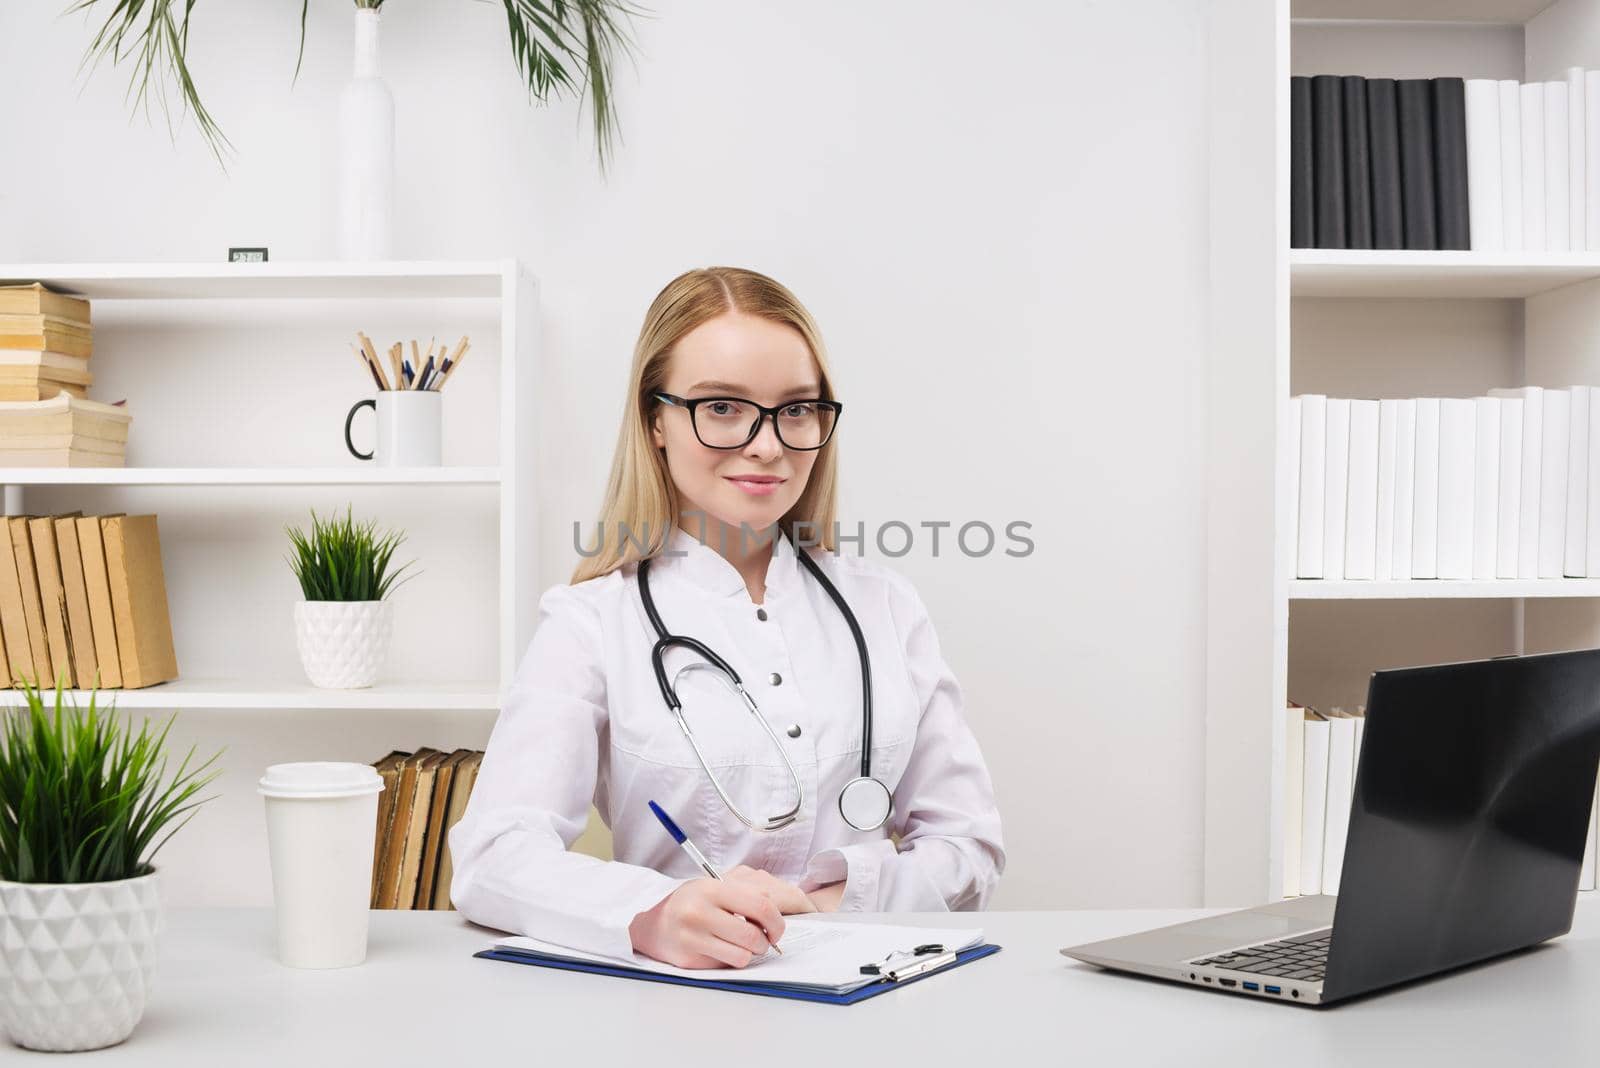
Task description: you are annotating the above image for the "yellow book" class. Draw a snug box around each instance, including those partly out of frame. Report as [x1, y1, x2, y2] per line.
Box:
[28, 517, 75, 689]
[53, 516, 98, 692]
[0, 365, 93, 386]
[0, 314, 91, 334]
[0, 384, 86, 402]
[431, 751, 484, 910]
[0, 447, 123, 467]
[0, 525, 35, 687]
[0, 330, 91, 358]
[100, 515, 178, 689]
[75, 515, 122, 689]
[0, 284, 91, 323]
[6, 517, 54, 688]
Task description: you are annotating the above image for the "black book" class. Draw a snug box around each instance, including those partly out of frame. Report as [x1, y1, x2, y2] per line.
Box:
[1397, 79, 1438, 250]
[1291, 77, 1314, 249]
[1311, 74, 1347, 248]
[1431, 77, 1471, 250]
[1366, 78, 1404, 249]
[1341, 76, 1374, 249]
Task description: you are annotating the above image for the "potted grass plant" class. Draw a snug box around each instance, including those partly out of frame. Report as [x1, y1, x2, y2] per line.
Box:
[0, 683, 222, 1052]
[286, 505, 417, 689]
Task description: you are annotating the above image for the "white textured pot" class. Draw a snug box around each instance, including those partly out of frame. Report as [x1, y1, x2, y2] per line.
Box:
[337, 8, 395, 260]
[0, 869, 161, 1052]
[294, 600, 392, 689]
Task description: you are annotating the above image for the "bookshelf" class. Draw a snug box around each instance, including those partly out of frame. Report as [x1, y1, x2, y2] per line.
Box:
[1207, 0, 1600, 907]
[0, 259, 538, 712]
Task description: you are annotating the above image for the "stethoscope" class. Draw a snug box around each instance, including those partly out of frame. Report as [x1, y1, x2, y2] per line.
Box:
[636, 528, 894, 833]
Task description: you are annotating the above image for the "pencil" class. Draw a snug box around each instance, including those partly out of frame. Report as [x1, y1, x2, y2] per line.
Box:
[350, 342, 384, 391]
[388, 343, 404, 392]
[434, 338, 471, 389]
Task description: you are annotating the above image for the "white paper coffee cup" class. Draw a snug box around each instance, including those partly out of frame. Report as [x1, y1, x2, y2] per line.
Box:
[259, 762, 384, 969]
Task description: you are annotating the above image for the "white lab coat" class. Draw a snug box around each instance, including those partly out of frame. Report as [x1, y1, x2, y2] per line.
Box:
[448, 525, 1005, 959]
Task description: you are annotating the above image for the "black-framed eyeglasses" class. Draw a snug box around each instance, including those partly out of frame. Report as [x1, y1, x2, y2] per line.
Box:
[653, 392, 843, 451]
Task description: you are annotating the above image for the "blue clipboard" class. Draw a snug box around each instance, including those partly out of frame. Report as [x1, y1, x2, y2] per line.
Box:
[474, 942, 1002, 1005]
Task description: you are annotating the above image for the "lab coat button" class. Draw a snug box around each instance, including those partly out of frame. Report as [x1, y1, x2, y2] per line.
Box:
[769, 672, 782, 685]
[757, 607, 768, 621]
[787, 724, 802, 738]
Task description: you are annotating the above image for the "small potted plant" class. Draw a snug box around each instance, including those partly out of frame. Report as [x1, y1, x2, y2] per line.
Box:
[286, 505, 417, 689]
[0, 682, 221, 1052]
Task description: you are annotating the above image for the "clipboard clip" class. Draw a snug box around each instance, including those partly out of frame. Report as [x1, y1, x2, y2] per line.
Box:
[859, 943, 958, 981]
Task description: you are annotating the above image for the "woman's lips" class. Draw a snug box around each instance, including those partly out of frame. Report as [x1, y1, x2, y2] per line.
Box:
[725, 475, 785, 496]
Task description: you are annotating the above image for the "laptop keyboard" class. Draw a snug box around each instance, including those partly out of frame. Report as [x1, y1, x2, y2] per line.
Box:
[1186, 928, 1331, 983]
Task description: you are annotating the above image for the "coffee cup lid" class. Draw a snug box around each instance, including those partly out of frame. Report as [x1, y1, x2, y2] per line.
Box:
[259, 762, 384, 799]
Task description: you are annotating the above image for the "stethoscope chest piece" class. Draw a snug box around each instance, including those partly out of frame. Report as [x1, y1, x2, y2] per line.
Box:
[839, 775, 893, 831]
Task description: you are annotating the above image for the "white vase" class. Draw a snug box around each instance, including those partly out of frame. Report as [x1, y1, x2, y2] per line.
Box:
[337, 8, 395, 260]
[0, 870, 162, 1052]
[294, 600, 392, 689]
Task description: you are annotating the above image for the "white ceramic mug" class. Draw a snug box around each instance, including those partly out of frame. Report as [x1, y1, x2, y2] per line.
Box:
[259, 762, 384, 969]
[345, 390, 441, 466]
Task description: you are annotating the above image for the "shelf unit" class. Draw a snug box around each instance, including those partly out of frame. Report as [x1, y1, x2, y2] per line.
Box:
[0, 260, 538, 713]
[1207, 0, 1600, 907]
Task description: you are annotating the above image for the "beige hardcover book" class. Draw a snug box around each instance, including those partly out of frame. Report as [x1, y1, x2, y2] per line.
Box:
[369, 750, 411, 907]
[0, 284, 91, 323]
[100, 515, 178, 689]
[75, 515, 122, 689]
[0, 385, 87, 402]
[0, 314, 91, 335]
[7, 518, 53, 688]
[0, 413, 130, 443]
[0, 364, 93, 386]
[0, 351, 91, 374]
[0, 526, 33, 686]
[0, 436, 125, 454]
[0, 329, 92, 359]
[53, 516, 98, 691]
[395, 751, 450, 910]
[377, 749, 440, 909]
[0, 448, 123, 468]
[28, 517, 75, 689]
[416, 749, 473, 909]
[431, 751, 484, 910]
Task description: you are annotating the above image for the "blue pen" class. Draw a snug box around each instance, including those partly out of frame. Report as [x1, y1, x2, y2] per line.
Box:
[648, 799, 781, 955]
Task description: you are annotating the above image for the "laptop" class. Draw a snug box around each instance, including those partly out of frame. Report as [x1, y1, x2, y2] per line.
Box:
[1061, 648, 1600, 1006]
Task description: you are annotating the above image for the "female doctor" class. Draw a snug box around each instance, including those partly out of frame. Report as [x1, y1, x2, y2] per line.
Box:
[448, 266, 1004, 969]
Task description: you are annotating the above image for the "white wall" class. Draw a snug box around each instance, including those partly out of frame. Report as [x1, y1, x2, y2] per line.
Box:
[0, 0, 1211, 909]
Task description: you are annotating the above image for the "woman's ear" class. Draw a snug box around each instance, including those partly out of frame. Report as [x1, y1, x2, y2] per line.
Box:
[651, 415, 665, 450]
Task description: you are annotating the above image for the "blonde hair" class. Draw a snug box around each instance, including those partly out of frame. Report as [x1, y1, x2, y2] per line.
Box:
[571, 267, 842, 585]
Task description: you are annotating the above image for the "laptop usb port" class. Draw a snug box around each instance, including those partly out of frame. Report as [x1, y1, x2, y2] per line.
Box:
[1264, 985, 1282, 995]
[1218, 978, 1237, 988]
[1242, 982, 1259, 992]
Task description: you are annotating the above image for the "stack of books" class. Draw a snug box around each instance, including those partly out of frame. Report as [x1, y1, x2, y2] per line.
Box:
[370, 748, 485, 910]
[1292, 68, 1600, 251]
[1293, 388, 1600, 582]
[0, 283, 95, 402]
[0, 514, 178, 691]
[1281, 704, 1599, 897]
[0, 393, 131, 467]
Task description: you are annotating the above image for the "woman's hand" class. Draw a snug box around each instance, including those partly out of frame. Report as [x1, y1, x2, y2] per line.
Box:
[723, 865, 819, 915]
[806, 881, 846, 913]
[628, 879, 787, 969]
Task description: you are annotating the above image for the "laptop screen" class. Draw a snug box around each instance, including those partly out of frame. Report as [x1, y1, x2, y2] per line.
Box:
[1324, 648, 1600, 1001]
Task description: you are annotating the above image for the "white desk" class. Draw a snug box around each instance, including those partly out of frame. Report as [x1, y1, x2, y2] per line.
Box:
[12, 903, 1600, 1066]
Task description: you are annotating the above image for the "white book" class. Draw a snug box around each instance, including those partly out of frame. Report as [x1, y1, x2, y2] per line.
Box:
[1466, 78, 1505, 251]
[1569, 385, 1592, 577]
[1283, 706, 1306, 899]
[1542, 388, 1572, 578]
[1297, 395, 1327, 579]
[1588, 72, 1600, 249]
[1588, 387, 1600, 578]
[1346, 399, 1380, 580]
[1437, 398, 1477, 580]
[1300, 715, 1331, 897]
[1321, 714, 1358, 895]
[1547, 81, 1571, 251]
[1290, 396, 1302, 580]
[1523, 82, 1548, 251]
[1412, 398, 1442, 579]
[1497, 396, 1524, 579]
[1392, 398, 1417, 581]
[1324, 399, 1352, 582]
[1492, 387, 1545, 579]
[1501, 79, 1525, 252]
[1572, 67, 1588, 249]
[1472, 396, 1501, 580]
[1376, 399, 1401, 581]
[1583, 782, 1598, 893]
